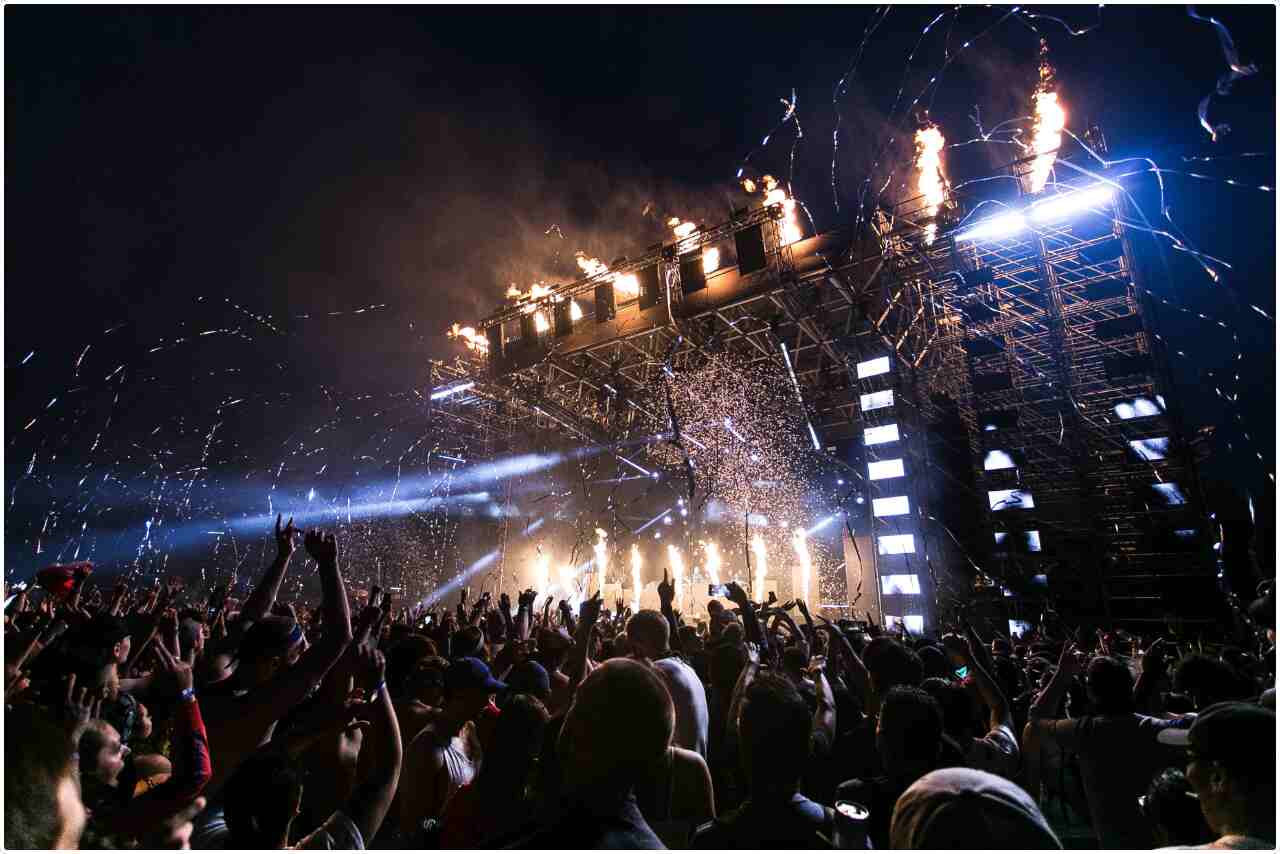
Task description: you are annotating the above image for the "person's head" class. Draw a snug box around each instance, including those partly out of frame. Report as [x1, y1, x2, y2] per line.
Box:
[720, 620, 744, 647]
[179, 618, 205, 659]
[1085, 655, 1135, 715]
[877, 686, 944, 782]
[709, 640, 747, 698]
[626, 609, 671, 659]
[890, 767, 1061, 849]
[678, 624, 702, 654]
[559, 659, 673, 798]
[991, 638, 1012, 658]
[443, 657, 506, 720]
[1173, 654, 1246, 711]
[480, 693, 549, 795]
[1161, 702, 1276, 840]
[451, 625, 486, 661]
[1142, 768, 1215, 847]
[237, 616, 305, 687]
[223, 752, 304, 847]
[864, 637, 924, 701]
[781, 644, 809, 679]
[4, 704, 85, 850]
[386, 635, 438, 700]
[135, 701, 153, 740]
[503, 660, 552, 705]
[737, 671, 812, 800]
[78, 719, 129, 788]
[535, 627, 572, 671]
[92, 615, 132, 666]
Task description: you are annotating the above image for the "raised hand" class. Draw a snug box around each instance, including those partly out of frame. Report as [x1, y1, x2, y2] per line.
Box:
[499, 592, 512, 614]
[580, 590, 604, 629]
[275, 514, 300, 560]
[153, 642, 195, 696]
[725, 581, 749, 608]
[658, 568, 675, 605]
[303, 529, 338, 566]
[357, 643, 386, 695]
[62, 673, 103, 734]
[519, 588, 537, 610]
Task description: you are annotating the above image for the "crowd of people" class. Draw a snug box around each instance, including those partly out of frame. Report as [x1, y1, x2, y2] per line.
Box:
[4, 515, 1276, 849]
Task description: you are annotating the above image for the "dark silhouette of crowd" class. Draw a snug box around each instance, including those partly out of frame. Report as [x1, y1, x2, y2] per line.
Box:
[4, 517, 1275, 849]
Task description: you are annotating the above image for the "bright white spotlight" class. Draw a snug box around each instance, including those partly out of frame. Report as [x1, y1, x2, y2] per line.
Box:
[1028, 184, 1114, 224]
[955, 212, 1026, 244]
[430, 381, 475, 400]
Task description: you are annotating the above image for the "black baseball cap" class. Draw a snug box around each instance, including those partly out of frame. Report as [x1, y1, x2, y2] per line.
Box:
[1159, 701, 1276, 779]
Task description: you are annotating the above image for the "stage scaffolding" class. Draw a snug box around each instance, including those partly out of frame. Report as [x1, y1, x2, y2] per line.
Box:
[445, 143, 1215, 628]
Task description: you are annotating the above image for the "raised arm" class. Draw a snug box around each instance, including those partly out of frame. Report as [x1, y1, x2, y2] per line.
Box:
[944, 633, 1012, 732]
[726, 581, 769, 659]
[245, 530, 353, 730]
[567, 591, 602, 692]
[811, 667, 837, 751]
[239, 515, 299, 624]
[818, 615, 872, 709]
[657, 569, 683, 654]
[343, 645, 402, 843]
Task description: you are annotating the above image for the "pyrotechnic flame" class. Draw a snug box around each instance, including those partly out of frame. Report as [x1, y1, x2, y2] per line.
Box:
[791, 527, 813, 606]
[570, 300, 583, 322]
[630, 543, 643, 612]
[1026, 41, 1065, 195]
[751, 533, 768, 601]
[534, 547, 551, 596]
[914, 125, 947, 244]
[593, 528, 609, 588]
[448, 323, 489, 354]
[702, 246, 721, 274]
[741, 177, 757, 194]
[575, 251, 640, 299]
[703, 541, 722, 587]
[669, 217, 720, 275]
[667, 544, 686, 610]
[559, 564, 579, 604]
[750, 174, 802, 245]
[533, 312, 550, 334]
[669, 217, 698, 240]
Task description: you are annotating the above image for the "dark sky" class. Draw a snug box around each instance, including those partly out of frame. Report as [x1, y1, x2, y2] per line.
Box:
[5, 5, 1275, 577]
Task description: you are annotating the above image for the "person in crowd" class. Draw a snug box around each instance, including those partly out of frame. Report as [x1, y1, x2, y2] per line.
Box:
[222, 643, 402, 849]
[692, 668, 833, 848]
[1024, 641, 1187, 848]
[630, 572, 709, 757]
[513, 658, 675, 848]
[4, 703, 87, 850]
[439, 692, 549, 847]
[1158, 701, 1276, 849]
[941, 632, 1020, 778]
[1141, 768, 1216, 847]
[396, 656, 504, 837]
[837, 685, 947, 849]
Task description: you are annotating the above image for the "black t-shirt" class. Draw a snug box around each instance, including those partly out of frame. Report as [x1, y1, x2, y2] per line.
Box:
[691, 793, 834, 849]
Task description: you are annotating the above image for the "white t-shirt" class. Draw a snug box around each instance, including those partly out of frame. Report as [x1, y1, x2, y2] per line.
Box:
[653, 656, 709, 758]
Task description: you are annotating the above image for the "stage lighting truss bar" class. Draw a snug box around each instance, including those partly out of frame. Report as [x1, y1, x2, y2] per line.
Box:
[477, 204, 788, 331]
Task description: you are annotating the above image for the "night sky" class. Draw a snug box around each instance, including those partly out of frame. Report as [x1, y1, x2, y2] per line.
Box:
[5, 5, 1275, 582]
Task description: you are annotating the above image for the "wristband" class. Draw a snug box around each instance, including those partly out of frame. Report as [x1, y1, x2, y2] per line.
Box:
[179, 687, 196, 703]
